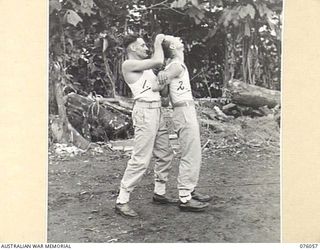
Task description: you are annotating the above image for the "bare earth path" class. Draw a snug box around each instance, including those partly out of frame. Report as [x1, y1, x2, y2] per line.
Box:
[48, 138, 280, 243]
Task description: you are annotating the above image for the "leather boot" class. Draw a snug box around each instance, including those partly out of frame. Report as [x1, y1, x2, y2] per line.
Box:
[115, 203, 138, 217]
[191, 190, 212, 202]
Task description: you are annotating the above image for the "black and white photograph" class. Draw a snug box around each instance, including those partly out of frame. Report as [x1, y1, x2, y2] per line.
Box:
[48, 0, 282, 243]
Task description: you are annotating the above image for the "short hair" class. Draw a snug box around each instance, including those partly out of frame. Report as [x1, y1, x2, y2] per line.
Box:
[162, 35, 183, 59]
[162, 39, 174, 59]
[123, 34, 139, 49]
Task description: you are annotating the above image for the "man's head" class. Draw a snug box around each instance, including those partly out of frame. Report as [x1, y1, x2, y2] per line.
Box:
[123, 34, 149, 59]
[162, 35, 184, 59]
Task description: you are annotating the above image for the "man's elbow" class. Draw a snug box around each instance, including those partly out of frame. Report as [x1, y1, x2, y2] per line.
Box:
[151, 86, 160, 92]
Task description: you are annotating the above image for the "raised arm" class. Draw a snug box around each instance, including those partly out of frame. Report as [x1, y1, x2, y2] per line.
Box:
[122, 34, 165, 72]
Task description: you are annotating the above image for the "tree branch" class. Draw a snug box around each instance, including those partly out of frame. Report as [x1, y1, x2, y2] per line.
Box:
[144, 0, 169, 10]
[161, 4, 186, 15]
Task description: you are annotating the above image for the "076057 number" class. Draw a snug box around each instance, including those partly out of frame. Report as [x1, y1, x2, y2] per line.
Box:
[300, 244, 318, 248]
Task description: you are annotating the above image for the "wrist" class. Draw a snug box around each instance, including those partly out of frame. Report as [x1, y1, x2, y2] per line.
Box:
[154, 40, 163, 47]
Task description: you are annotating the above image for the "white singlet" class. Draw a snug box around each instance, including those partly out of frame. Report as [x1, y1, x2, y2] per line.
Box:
[165, 61, 193, 104]
[127, 69, 161, 102]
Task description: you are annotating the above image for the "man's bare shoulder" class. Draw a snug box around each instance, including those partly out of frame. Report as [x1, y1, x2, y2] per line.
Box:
[166, 61, 185, 70]
[122, 59, 140, 72]
[165, 62, 185, 75]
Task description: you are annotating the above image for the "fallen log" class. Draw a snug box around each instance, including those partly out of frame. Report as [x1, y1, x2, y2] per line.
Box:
[222, 103, 237, 113]
[227, 80, 280, 108]
[213, 106, 233, 121]
[196, 97, 229, 109]
[65, 93, 133, 142]
[96, 95, 134, 111]
[201, 106, 233, 122]
[99, 99, 132, 116]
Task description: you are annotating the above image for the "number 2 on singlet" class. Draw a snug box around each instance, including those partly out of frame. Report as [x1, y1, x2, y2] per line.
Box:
[177, 81, 184, 91]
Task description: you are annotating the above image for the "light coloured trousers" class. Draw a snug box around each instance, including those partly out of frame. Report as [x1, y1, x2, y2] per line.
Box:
[172, 105, 201, 202]
[116, 105, 174, 204]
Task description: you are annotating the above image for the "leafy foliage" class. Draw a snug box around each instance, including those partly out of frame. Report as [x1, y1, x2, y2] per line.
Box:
[49, 0, 283, 115]
[169, 0, 283, 89]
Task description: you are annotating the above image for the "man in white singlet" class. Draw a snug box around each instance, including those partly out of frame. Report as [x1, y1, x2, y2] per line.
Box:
[115, 34, 177, 217]
[153, 35, 212, 212]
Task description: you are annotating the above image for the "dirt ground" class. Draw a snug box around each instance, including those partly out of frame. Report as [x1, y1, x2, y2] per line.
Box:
[47, 115, 280, 243]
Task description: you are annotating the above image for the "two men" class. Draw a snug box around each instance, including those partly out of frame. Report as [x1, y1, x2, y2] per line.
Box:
[115, 34, 210, 217]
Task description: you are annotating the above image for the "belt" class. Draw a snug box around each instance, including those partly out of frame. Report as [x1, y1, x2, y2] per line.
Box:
[134, 100, 161, 109]
[173, 100, 194, 108]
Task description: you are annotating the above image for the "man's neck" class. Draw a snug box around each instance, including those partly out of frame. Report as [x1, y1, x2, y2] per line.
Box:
[128, 53, 140, 60]
[168, 53, 184, 64]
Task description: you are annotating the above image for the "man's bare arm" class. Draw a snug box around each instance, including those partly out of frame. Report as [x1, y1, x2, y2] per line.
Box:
[160, 84, 169, 97]
[122, 34, 165, 72]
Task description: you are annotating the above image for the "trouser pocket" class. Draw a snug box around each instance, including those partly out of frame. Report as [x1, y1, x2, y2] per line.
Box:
[172, 108, 186, 136]
[132, 107, 145, 128]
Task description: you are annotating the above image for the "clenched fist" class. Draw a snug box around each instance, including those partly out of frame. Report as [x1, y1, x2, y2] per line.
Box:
[158, 70, 169, 87]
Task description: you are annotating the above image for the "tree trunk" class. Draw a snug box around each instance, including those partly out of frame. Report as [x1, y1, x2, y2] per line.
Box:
[227, 79, 281, 108]
[51, 65, 91, 149]
[102, 38, 117, 98]
[223, 35, 230, 87]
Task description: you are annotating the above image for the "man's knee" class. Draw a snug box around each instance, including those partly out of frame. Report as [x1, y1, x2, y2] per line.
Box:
[127, 157, 151, 171]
